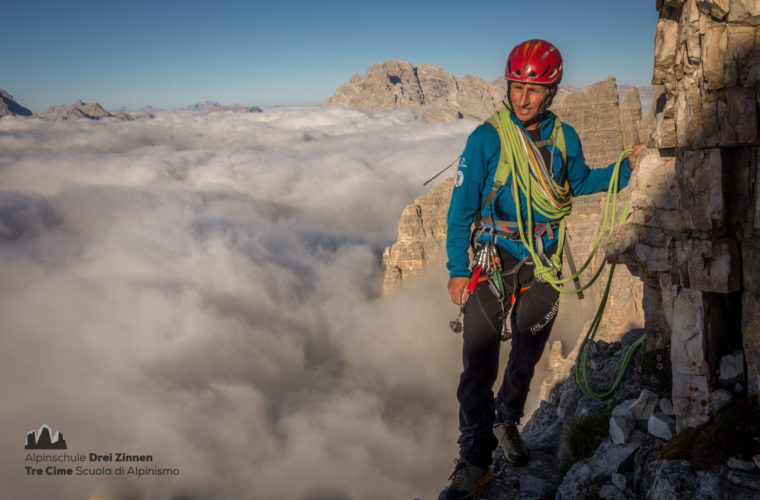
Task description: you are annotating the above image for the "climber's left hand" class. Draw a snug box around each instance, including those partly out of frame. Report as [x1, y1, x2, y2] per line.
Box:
[628, 143, 645, 169]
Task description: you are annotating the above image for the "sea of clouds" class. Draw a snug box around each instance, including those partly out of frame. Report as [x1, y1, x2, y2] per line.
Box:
[0, 106, 485, 500]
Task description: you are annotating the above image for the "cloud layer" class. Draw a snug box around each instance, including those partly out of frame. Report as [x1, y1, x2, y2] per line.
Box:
[0, 107, 478, 499]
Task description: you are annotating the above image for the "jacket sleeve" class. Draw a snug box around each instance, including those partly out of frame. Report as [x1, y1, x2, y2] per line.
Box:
[445, 129, 489, 278]
[563, 125, 633, 196]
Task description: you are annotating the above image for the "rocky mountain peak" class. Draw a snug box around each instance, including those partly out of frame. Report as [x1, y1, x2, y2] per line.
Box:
[184, 101, 263, 113]
[41, 99, 131, 120]
[0, 90, 33, 117]
[326, 59, 504, 122]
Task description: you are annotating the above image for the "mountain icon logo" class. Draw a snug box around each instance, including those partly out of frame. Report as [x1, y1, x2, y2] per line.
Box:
[25, 424, 67, 450]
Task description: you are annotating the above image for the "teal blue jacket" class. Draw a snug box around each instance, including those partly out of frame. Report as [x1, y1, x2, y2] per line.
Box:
[446, 110, 633, 278]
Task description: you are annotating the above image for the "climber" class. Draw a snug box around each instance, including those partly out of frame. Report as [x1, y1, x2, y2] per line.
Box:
[438, 39, 644, 500]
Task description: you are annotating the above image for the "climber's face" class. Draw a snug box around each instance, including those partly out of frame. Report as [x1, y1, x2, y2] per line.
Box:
[509, 81, 550, 126]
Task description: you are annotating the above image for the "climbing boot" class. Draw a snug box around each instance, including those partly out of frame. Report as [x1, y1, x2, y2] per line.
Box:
[437, 457, 492, 500]
[493, 420, 529, 466]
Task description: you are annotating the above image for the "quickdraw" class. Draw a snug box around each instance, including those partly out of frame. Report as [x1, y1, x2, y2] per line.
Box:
[449, 241, 539, 342]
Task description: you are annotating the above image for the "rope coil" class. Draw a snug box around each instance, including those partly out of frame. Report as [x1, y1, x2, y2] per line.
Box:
[491, 110, 628, 293]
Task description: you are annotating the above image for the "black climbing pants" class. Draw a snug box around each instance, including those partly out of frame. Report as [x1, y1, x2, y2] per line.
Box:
[456, 246, 559, 469]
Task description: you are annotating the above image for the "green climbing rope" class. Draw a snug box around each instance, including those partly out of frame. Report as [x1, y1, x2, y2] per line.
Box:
[573, 178, 648, 400]
[574, 262, 648, 400]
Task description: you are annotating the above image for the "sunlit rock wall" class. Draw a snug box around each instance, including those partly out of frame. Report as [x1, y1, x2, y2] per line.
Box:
[606, 0, 760, 432]
[325, 59, 504, 123]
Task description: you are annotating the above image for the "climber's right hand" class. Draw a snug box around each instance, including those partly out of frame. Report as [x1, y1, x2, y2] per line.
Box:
[448, 276, 470, 306]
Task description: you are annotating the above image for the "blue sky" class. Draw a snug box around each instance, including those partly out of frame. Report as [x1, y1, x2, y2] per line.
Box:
[2, 1, 659, 113]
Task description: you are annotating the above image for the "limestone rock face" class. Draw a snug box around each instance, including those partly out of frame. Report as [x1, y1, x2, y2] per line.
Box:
[381, 178, 452, 289]
[653, 1, 760, 149]
[80, 101, 110, 119]
[606, 0, 760, 432]
[0, 90, 33, 117]
[325, 59, 503, 122]
[540, 341, 575, 402]
[638, 86, 665, 144]
[620, 87, 643, 149]
[550, 77, 625, 168]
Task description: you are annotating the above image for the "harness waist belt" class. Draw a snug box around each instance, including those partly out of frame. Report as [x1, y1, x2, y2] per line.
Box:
[479, 217, 561, 241]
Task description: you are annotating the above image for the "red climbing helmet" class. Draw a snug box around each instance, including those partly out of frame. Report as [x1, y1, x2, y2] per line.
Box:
[505, 39, 563, 86]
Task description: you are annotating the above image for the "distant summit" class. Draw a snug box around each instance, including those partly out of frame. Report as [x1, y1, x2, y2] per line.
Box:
[183, 100, 224, 111]
[325, 59, 502, 123]
[41, 99, 133, 121]
[0, 92, 264, 120]
[0, 90, 33, 117]
[183, 101, 263, 113]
